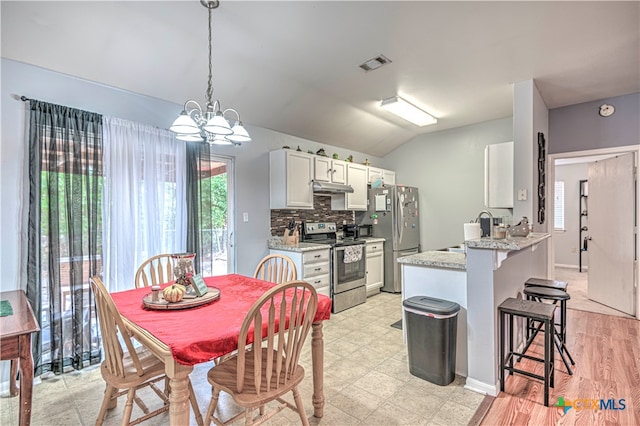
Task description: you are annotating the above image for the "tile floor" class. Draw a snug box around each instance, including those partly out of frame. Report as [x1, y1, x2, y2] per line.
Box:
[0, 292, 485, 425]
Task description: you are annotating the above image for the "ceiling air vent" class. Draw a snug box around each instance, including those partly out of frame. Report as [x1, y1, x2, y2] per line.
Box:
[359, 54, 392, 72]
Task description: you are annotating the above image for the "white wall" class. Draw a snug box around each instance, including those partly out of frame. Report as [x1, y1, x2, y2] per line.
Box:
[554, 163, 588, 268]
[0, 58, 382, 292]
[513, 80, 549, 233]
[382, 118, 513, 251]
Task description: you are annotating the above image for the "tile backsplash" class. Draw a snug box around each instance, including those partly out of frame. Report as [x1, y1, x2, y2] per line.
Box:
[271, 194, 355, 236]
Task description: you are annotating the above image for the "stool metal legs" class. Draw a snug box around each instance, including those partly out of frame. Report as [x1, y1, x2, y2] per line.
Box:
[499, 309, 555, 407]
[523, 296, 575, 374]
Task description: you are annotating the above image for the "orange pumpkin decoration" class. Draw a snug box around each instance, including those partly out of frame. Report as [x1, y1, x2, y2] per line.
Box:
[162, 284, 186, 303]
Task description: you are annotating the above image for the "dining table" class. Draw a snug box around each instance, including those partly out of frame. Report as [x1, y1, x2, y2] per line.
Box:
[111, 274, 332, 425]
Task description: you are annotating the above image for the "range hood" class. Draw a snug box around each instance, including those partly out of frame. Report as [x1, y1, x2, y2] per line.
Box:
[312, 181, 354, 194]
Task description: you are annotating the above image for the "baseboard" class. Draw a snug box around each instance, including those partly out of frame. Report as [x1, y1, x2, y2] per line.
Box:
[554, 263, 588, 271]
[464, 377, 498, 397]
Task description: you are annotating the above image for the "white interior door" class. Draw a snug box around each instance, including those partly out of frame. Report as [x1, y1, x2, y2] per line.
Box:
[587, 153, 636, 315]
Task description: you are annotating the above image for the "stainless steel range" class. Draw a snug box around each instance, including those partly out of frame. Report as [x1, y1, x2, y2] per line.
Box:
[302, 222, 367, 313]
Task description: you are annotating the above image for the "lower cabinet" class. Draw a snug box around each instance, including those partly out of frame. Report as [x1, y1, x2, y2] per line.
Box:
[365, 241, 384, 296]
[269, 248, 331, 297]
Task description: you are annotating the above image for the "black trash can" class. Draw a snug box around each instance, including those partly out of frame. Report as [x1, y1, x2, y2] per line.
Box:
[403, 295, 460, 385]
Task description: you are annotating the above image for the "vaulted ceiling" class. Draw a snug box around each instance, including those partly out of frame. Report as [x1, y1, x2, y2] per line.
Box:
[2, 1, 638, 157]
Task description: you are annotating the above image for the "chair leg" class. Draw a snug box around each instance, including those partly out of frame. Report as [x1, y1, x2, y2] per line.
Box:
[244, 408, 254, 426]
[205, 388, 220, 426]
[96, 384, 115, 426]
[292, 386, 310, 426]
[189, 381, 204, 426]
[122, 388, 136, 426]
[164, 377, 170, 403]
[133, 394, 150, 414]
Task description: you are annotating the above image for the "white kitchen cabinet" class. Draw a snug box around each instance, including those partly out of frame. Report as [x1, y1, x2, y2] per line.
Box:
[368, 167, 383, 184]
[365, 241, 384, 296]
[314, 157, 346, 184]
[269, 248, 330, 297]
[484, 142, 514, 208]
[331, 163, 368, 211]
[368, 167, 396, 186]
[270, 150, 314, 209]
[347, 163, 368, 209]
[382, 169, 396, 185]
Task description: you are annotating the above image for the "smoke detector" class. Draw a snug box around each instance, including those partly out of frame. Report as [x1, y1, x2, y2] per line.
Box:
[359, 54, 392, 72]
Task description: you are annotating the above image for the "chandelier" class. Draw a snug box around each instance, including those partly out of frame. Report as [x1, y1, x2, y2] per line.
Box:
[170, 0, 251, 145]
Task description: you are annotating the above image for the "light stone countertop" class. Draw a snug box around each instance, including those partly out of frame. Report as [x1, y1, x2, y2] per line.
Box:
[397, 251, 467, 271]
[360, 237, 386, 244]
[267, 238, 331, 252]
[465, 232, 551, 251]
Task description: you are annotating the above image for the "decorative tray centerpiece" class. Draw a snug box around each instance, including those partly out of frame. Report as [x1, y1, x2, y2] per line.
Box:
[143, 274, 220, 310]
[143, 286, 220, 310]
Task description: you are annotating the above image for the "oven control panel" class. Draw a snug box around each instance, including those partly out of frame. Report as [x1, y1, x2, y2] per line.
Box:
[304, 222, 337, 234]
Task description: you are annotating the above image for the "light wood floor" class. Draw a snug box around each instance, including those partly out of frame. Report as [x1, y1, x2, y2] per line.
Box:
[480, 308, 640, 425]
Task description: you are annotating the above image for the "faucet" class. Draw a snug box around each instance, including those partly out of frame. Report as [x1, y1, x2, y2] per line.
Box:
[475, 210, 494, 239]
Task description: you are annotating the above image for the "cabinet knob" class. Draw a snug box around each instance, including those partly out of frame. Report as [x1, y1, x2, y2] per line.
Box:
[314, 254, 321, 258]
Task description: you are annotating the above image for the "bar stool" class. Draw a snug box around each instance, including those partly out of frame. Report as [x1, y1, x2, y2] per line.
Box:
[524, 278, 569, 342]
[525, 277, 568, 292]
[499, 297, 556, 407]
[523, 286, 575, 375]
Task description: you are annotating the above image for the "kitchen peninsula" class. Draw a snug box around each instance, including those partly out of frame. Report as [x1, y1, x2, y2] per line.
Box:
[398, 233, 551, 397]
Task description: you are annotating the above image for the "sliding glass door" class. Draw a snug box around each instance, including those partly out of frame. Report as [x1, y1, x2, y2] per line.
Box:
[194, 154, 235, 276]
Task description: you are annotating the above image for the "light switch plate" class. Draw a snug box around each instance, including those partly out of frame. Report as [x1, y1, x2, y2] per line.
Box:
[243, 212, 249, 222]
[517, 189, 527, 201]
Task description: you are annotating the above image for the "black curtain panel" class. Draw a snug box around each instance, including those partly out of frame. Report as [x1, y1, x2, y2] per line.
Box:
[26, 99, 103, 374]
[186, 142, 208, 274]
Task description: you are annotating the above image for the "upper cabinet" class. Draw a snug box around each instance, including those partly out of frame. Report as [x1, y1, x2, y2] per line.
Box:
[269, 149, 396, 211]
[382, 170, 396, 186]
[314, 157, 346, 184]
[484, 142, 514, 208]
[346, 163, 368, 210]
[368, 167, 396, 186]
[270, 150, 314, 209]
[368, 167, 383, 184]
[331, 162, 368, 211]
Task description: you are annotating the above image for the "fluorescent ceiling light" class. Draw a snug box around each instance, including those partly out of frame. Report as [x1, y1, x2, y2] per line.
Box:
[380, 96, 437, 126]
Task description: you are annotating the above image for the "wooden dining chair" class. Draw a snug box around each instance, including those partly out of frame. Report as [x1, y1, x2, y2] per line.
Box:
[204, 280, 318, 426]
[253, 254, 297, 284]
[91, 276, 203, 426]
[135, 254, 174, 288]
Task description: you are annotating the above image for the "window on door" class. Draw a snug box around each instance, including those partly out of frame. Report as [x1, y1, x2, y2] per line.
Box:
[554, 180, 565, 230]
[191, 154, 235, 276]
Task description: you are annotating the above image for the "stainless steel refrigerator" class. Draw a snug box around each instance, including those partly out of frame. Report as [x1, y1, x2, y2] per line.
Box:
[356, 185, 420, 293]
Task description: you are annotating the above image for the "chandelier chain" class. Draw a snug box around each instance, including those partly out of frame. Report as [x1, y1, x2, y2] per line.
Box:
[206, 4, 213, 109]
[170, 0, 250, 145]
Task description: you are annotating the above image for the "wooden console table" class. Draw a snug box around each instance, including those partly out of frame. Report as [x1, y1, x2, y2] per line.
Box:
[1, 290, 40, 426]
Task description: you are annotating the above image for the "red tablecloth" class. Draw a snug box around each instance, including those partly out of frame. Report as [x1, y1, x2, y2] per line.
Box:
[111, 274, 332, 366]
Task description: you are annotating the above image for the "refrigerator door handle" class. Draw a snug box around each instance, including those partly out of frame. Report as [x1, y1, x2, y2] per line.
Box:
[396, 194, 404, 245]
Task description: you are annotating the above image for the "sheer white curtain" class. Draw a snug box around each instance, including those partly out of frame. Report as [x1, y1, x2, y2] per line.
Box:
[102, 116, 186, 291]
